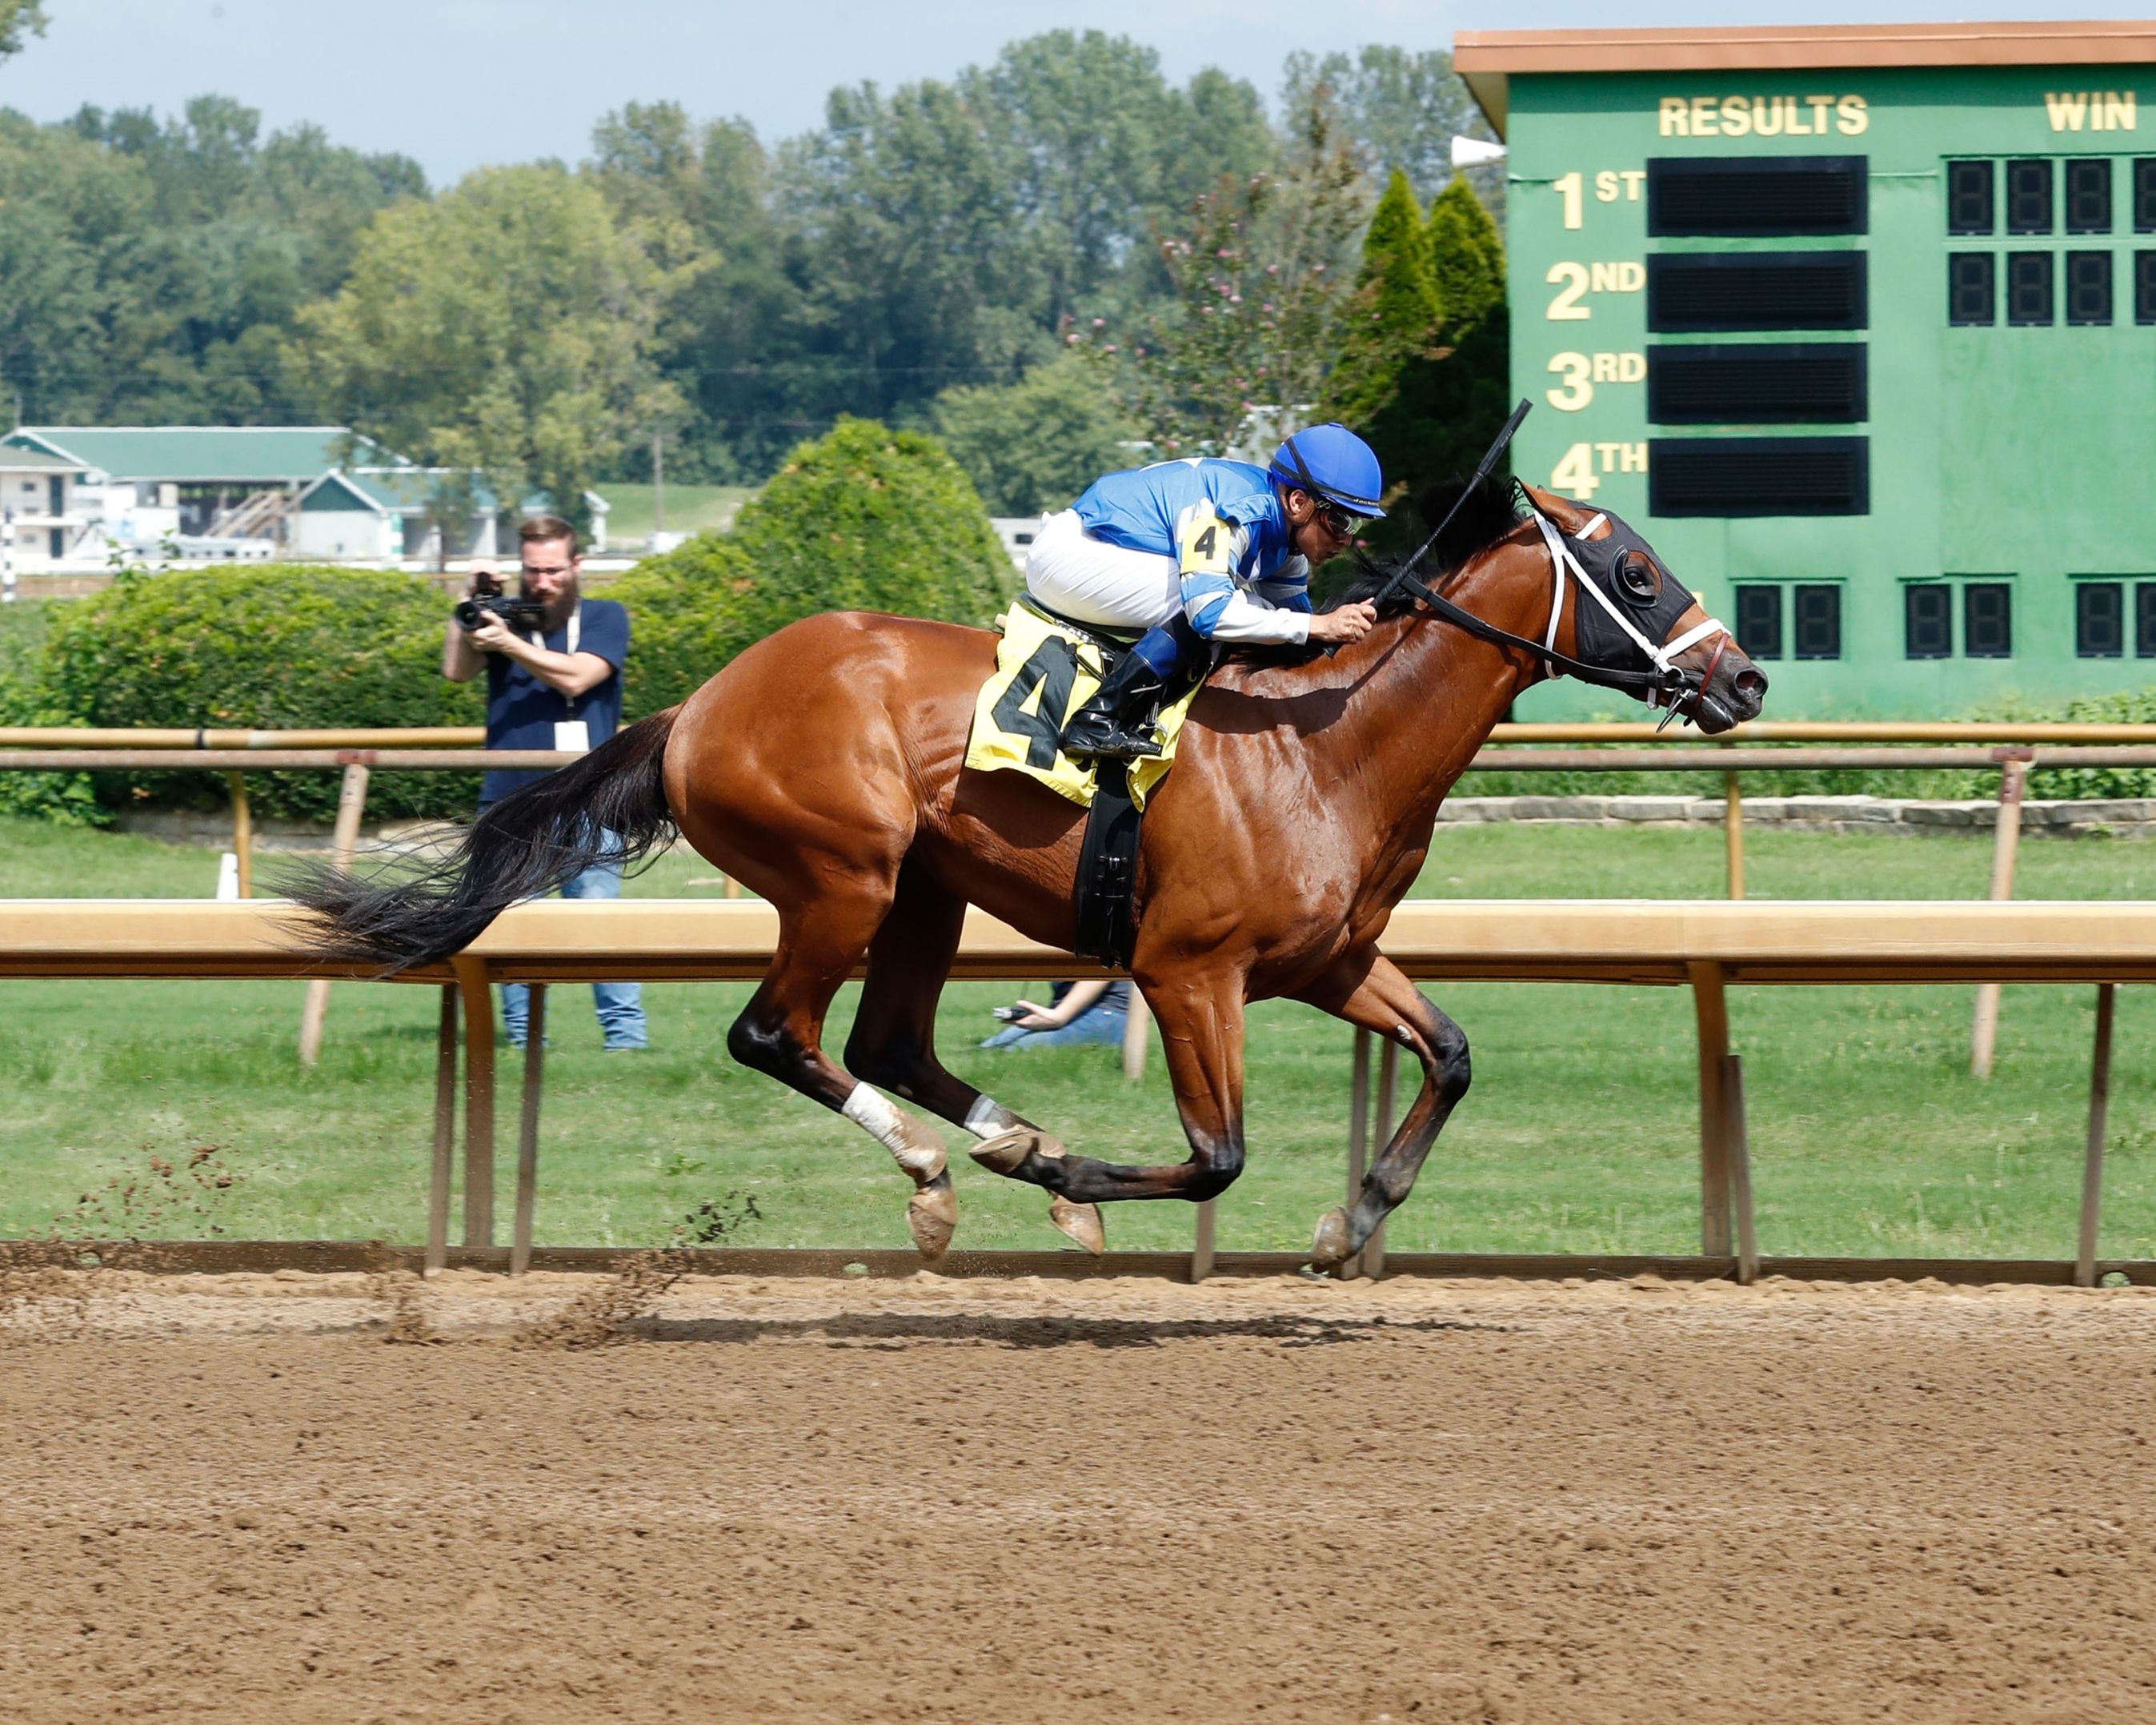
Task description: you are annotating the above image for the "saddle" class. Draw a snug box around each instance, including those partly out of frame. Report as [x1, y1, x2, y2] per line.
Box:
[965, 600, 1202, 968]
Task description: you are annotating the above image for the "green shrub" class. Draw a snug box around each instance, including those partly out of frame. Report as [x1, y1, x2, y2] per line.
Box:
[2030, 689, 2156, 800]
[608, 416, 1015, 713]
[40, 565, 483, 823]
[0, 600, 102, 824]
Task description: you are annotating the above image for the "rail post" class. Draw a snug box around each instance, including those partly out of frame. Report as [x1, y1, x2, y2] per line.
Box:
[1689, 961, 1733, 1257]
[1722, 1053, 1758, 1284]
[1365, 1038, 1399, 1278]
[2076, 983, 2117, 1289]
[451, 954, 497, 1249]
[1970, 751, 2032, 1079]
[226, 772, 253, 899]
[1723, 767, 1745, 901]
[296, 760, 371, 1067]
[427, 985, 458, 1274]
[511, 985, 546, 1276]
[1339, 1028, 1372, 1280]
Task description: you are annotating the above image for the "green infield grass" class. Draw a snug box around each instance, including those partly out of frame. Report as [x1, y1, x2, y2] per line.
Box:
[6, 814, 2156, 1263]
[590, 483, 753, 547]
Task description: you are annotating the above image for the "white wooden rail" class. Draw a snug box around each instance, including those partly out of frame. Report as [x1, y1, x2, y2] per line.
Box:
[0, 898, 2142, 1286]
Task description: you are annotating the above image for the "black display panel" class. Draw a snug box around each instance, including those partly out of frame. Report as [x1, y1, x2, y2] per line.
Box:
[2066, 158, 2113, 233]
[1733, 585, 1784, 659]
[1647, 253, 1867, 331]
[1646, 155, 1867, 236]
[1647, 437, 1869, 516]
[1948, 253, 1996, 324]
[1647, 343, 1865, 423]
[2066, 251, 2113, 326]
[2139, 583, 2156, 657]
[1946, 160, 1994, 234]
[2137, 251, 2156, 324]
[2006, 252, 2054, 325]
[2136, 159, 2156, 232]
[1793, 586, 1842, 660]
[2078, 583, 2124, 658]
[1906, 586, 1952, 659]
[2006, 158, 2053, 233]
[1964, 583, 2013, 658]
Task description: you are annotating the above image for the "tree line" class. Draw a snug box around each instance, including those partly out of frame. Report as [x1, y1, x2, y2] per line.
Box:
[0, 21, 1505, 525]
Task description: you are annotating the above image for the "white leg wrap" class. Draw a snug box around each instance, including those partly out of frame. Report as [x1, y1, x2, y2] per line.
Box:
[842, 1083, 942, 1177]
[964, 1095, 1018, 1140]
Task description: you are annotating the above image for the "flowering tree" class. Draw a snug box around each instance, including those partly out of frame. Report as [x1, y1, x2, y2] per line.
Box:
[1073, 86, 1369, 459]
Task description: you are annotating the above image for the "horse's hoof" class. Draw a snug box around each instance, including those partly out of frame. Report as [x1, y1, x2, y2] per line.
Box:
[970, 1125, 1056, 1175]
[1308, 1205, 1353, 1270]
[1049, 1197, 1105, 1256]
[907, 1172, 957, 1260]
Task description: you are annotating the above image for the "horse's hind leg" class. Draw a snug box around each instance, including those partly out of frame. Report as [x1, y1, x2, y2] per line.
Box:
[844, 864, 1104, 1254]
[725, 884, 958, 1259]
[1294, 949, 1470, 1270]
[971, 964, 1248, 1212]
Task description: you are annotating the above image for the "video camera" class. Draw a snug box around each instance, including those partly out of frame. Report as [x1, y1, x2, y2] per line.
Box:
[454, 580, 548, 634]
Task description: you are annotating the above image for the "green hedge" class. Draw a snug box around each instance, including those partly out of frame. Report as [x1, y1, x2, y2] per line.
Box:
[611, 416, 1015, 715]
[38, 566, 483, 823]
[0, 600, 102, 824]
[2, 419, 1012, 824]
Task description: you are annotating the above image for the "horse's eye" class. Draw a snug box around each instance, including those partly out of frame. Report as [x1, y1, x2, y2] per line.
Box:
[1617, 556, 1657, 603]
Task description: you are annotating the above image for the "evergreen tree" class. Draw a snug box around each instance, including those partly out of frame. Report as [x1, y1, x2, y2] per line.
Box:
[1425, 172, 1505, 332]
[1324, 168, 1441, 459]
[1418, 173, 1512, 483]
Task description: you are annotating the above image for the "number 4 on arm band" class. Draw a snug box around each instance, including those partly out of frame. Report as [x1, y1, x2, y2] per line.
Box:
[1177, 511, 1234, 576]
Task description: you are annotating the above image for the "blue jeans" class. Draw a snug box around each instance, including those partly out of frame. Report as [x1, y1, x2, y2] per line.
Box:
[499, 840, 647, 1050]
[980, 1004, 1127, 1051]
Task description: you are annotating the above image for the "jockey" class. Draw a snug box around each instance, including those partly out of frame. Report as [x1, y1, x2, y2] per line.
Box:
[1024, 424, 1387, 761]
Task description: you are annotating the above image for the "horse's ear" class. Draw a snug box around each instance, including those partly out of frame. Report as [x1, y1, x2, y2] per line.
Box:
[1517, 482, 1566, 520]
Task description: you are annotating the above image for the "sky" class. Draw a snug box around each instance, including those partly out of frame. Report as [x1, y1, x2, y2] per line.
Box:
[0, 0, 2143, 184]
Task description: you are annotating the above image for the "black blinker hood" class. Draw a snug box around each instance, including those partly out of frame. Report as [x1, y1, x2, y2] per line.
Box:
[1564, 515, 1702, 675]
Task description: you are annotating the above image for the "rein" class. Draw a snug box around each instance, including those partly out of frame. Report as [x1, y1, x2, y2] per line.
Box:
[1355, 399, 1731, 722]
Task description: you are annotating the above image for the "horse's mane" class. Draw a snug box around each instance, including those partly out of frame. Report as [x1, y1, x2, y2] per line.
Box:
[1316, 472, 1528, 619]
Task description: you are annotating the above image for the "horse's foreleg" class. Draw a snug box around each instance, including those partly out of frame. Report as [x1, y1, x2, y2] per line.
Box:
[1294, 949, 1470, 1270]
[726, 885, 957, 1259]
[971, 968, 1247, 1214]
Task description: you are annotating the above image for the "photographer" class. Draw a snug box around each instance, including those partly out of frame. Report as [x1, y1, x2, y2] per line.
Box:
[443, 514, 648, 1052]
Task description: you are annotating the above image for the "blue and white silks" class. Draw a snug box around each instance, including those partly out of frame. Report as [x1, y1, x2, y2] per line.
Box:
[1027, 458, 1312, 680]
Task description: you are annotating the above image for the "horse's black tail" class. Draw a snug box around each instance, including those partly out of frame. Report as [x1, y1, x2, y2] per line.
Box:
[284, 708, 682, 972]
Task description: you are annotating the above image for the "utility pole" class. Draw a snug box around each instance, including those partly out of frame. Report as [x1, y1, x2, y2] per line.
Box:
[2, 508, 14, 605]
[652, 430, 665, 546]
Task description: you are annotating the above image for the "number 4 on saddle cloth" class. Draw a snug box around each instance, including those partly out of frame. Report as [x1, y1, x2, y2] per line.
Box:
[965, 599, 1205, 968]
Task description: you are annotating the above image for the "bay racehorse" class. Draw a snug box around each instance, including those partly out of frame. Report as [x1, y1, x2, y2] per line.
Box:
[292, 478, 1766, 1268]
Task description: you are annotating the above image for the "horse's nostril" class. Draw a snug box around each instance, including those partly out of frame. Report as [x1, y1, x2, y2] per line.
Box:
[1733, 667, 1769, 700]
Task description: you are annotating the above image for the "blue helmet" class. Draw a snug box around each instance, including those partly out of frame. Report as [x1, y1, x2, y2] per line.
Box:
[1268, 423, 1386, 520]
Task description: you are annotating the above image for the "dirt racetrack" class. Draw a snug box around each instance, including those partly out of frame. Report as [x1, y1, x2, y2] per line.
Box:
[4, 1267, 2154, 1725]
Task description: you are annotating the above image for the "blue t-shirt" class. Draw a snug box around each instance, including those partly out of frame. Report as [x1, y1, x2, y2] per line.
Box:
[480, 597, 630, 804]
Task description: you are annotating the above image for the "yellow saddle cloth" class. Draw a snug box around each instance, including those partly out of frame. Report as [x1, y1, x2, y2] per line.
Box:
[965, 601, 1199, 811]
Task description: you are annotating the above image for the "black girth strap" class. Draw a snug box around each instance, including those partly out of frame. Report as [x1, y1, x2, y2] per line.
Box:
[1074, 760, 1143, 970]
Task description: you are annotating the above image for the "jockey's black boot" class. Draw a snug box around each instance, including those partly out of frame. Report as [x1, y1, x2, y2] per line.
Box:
[1060, 652, 1168, 762]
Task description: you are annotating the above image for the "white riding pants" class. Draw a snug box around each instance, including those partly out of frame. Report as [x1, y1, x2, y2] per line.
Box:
[1023, 509, 1181, 632]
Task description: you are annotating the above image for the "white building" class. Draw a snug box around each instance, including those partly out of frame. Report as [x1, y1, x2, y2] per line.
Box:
[0, 445, 95, 570]
[0, 427, 604, 567]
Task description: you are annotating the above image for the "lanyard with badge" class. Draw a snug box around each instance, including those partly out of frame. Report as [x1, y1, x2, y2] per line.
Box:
[528, 601, 591, 753]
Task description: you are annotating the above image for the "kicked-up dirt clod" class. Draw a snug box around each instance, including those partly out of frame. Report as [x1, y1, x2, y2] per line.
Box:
[3, 1269, 2154, 1723]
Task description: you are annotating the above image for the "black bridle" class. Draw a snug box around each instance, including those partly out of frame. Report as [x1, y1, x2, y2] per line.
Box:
[1353, 400, 1713, 716]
